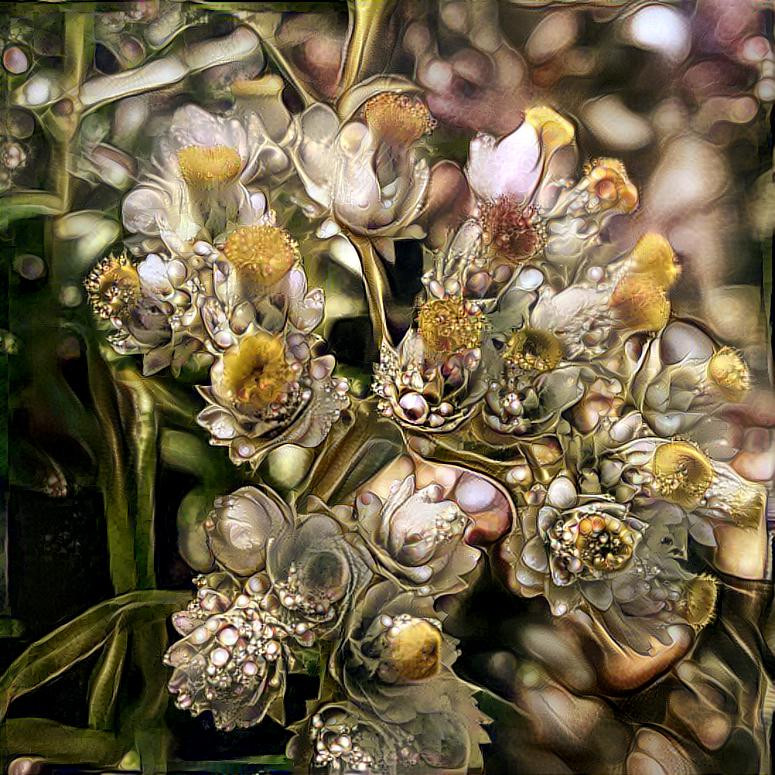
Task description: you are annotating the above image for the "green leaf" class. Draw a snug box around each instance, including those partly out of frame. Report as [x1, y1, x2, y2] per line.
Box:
[0, 590, 188, 720]
[87, 627, 128, 731]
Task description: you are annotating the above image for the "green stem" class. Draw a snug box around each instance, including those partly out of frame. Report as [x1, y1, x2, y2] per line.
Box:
[340, 0, 398, 94]
[349, 234, 392, 348]
[86, 339, 136, 594]
[88, 628, 128, 731]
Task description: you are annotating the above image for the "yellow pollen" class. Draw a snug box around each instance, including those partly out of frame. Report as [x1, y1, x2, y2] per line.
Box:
[609, 274, 671, 332]
[222, 225, 299, 290]
[363, 92, 435, 146]
[525, 106, 576, 155]
[380, 618, 442, 683]
[629, 233, 680, 290]
[729, 484, 765, 529]
[708, 347, 751, 403]
[222, 333, 295, 411]
[652, 441, 714, 509]
[176, 145, 242, 190]
[680, 574, 718, 631]
[504, 328, 563, 372]
[417, 297, 484, 356]
[84, 252, 141, 319]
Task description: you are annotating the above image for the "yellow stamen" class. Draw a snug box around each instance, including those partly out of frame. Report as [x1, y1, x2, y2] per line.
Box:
[504, 328, 563, 372]
[84, 252, 141, 319]
[363, 92, 435, 147]
[629, 233, 680, 290]
[479, 197, 546, 264]
[380, 617, 441, 683]
[574, 513, 637, 574]
[610, 274, 671, 332]
[222, 333, 295, 411]
[177, 145, 242, 190]
[417, 297, 484, 356]
[679, 574, 718, 631]
[222, 225, 299, 290]
[708, 347, 751, 403]
[652, 441, 713, 509]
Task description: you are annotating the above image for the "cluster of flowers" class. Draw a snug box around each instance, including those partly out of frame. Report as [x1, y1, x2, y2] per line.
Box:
[85, 74, 765, 771]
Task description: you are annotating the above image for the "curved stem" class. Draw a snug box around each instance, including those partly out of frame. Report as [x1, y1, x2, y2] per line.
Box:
[349, 234, 392, 349]
[341, 0, 398, 95]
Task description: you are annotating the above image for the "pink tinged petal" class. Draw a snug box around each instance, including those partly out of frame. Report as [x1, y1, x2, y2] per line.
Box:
[466, 121, 541, 201]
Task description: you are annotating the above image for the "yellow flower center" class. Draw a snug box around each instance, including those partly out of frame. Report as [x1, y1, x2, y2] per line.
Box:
[652, 441, 713, 509]
[363, 92, 435, 147]
[707, 347, 750, 402]
[222, 333, 295, 411]
[222, 225, 299, 290]
[583, 157, 639, 212]
[679, 574, 718, 631]
[85, 252, 141, 319]
[479, 197, 546, 264]
[176, 145, 242, 190]
[629, 233, 680, 290]
[417, 297, 484, 356]
[504, 327, 563, 372]
[379, 617, 442, 683]
[609, 274, 671, 332]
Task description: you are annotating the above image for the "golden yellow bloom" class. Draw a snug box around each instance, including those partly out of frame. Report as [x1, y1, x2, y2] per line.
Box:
[504, 328, 563, 372]
[679, 574, 718, 631]
[177, 145, 242, 190]
[222, 333, 295, 411]
[729, 483, 765, 529]
[584, 157, 638, 212]
[417, 297, 484, 356]
[363, 92, 435, 147]
[609, 274, 671, 332]
[85, 252, 141, 319]
[629, 233, 680, 290]
[380, 617, 442, 683]
[707, 347, 751, 403]
[222, 225, 299, 290]
[652, 441, 713, 509]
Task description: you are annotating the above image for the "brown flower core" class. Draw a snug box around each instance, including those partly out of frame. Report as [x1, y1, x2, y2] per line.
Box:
[363, 92, 435, 146]
[85, 253, 141, 319]
[177, 145, 242, 190]
[504, 327, 563, 372]
[417, 297, 484, 356]
[222, 225, 299, 290]
[480, 197, 546, 264]
[222, 333, 295, 411]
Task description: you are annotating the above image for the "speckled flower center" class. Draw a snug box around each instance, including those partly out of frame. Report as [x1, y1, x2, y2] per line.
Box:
[223, 225, 299, 290]
[363, 92, 435, 146]
[479, 197, 545, 264]
[609, 274, 670, 332]
[652, 441, 713, 509]
[379, 616, 441, 683]
[707, 347, 750, 402]
[548, 506, 639, 582]
[417, 297, 484, 356]
[177, 145, 242, 190]
[222, 333, 295, 410]
[85, 253, 141, 319]
[679, 574, 718, 631]
[504, 327, 562, 372]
